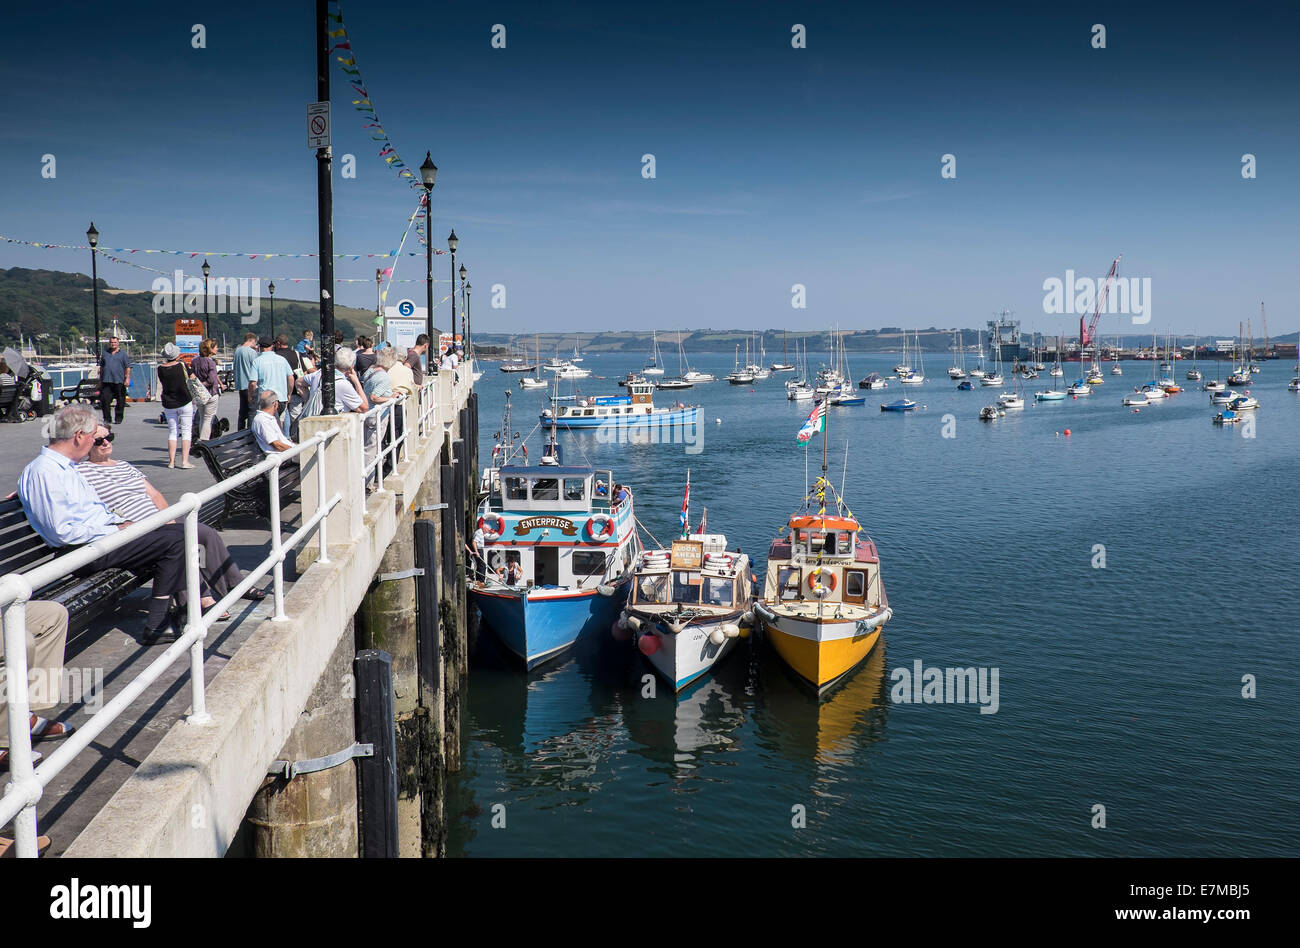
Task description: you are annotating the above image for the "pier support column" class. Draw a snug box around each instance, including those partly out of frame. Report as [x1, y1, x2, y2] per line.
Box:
[356, 501, 422, 857]
[440, 455, 463, 773]
[415, 476, 446, 857]
[245, 622, 359, 857]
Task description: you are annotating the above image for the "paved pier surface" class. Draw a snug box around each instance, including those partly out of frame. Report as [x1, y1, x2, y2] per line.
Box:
[0, 401, 290, 856]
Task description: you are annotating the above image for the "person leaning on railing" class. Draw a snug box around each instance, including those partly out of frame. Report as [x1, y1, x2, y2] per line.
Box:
[16, 405, 189, 644]
[74, 423, 265, 618]
[332, 347, 370, 415]
[387, 346, 415, 396]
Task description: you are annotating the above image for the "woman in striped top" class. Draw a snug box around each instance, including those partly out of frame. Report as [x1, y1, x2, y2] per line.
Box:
[75, 424, 265, 615]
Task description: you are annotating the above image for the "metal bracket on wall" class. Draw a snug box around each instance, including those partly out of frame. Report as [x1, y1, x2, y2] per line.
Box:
[416, 503, 448, 513]
[268, 743, 374, 780]
[376, 567, 425, 583]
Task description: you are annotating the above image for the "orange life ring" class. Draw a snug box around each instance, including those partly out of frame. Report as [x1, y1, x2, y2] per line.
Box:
[807, 567, 836, 595]
[587, 514, 614, 541]
[478, 513, 505, 540]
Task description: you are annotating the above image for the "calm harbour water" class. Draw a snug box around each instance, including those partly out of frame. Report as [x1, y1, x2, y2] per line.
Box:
[448, 350, 1299, 857]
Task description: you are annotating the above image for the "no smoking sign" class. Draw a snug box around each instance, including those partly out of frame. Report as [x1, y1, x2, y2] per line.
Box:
[306, 101, 330, 148]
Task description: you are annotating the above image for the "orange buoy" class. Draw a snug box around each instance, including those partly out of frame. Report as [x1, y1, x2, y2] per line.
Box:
[1064, 428, 1071, 436]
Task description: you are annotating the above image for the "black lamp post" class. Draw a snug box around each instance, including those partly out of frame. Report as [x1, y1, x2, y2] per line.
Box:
[268, 280, 276, 341]
[464, 280, 472, 361]
[86, 222, 101, 360]
[458, 263, 467, 342]
[201, 258, 211, 337]
[419, 152, 438, 346]
[447, 229, 458, 346]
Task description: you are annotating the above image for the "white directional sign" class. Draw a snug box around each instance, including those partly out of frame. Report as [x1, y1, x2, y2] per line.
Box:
[307, 101, 331, 148]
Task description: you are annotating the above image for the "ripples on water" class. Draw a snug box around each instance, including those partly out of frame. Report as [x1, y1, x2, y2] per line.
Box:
[448, 353, 1300, 856]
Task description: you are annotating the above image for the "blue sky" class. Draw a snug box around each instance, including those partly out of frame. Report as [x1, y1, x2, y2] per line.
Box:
[2, 0, 1298, 338]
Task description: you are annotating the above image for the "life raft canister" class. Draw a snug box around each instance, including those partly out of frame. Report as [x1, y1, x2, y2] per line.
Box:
[807, 566, 836, 596]
[587, 514, 614, 541]
[478, 513, 505, 540]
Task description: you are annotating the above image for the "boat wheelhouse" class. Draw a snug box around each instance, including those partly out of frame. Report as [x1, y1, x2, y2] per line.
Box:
[470, 464, 640, 669]
[755, 483, 891, 693]
[539, 380, 698, 429]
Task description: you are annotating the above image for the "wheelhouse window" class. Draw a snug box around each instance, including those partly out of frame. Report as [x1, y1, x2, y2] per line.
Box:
[671, 571, 701, 604]
[778, 566, 801, 600]
[505, 477, 528, 501]
[532, 478, 559, 501]
[844, 570, 866, 600]
[702, 577, 734, 606]
[636, 574, 669, 604]
[563, 478, 587, 502]
[571, 550, 607, 575]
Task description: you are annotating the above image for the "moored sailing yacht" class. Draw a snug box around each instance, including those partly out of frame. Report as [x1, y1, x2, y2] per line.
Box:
[754, 409, 891, 692]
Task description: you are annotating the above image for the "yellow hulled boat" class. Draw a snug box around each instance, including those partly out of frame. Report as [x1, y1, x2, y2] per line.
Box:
[755, 475, 891, 693]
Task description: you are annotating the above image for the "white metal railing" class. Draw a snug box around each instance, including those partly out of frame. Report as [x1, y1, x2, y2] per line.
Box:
[0, 427, 343, 857]
[417, 378, 438, 439]
[360, 392, 411, 491]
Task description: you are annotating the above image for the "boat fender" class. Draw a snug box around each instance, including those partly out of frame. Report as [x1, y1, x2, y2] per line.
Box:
[807, 567, 836, 595]
[625, 613, 642, 631]
[586, 514, 615, 541]
[721, 623, 740, 639]
[638, 633, 660, 656]
[740, 610, 754, 625]
[709, 628, 726, 646]
[754, 602, 777, 623]
[477, 513, 505, 540]
[597, 584, 616, 597]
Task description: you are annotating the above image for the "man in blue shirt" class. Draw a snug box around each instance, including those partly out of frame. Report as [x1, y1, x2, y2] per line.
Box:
[249, 337, 293, 426]
[98, 336, 132, 425]
[232, 332, 260, 430]
[17, 405, 189, 643]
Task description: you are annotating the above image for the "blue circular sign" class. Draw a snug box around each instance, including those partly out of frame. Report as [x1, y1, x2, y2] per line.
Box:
[397, 299, 415, 317]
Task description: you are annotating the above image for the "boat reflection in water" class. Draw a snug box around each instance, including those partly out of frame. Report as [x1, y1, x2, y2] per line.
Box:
[621, 646, 752, 779]
[752, 643, 890, 770]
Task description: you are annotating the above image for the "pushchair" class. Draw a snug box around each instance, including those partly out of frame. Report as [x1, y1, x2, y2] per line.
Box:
[0, 347, 43, 423]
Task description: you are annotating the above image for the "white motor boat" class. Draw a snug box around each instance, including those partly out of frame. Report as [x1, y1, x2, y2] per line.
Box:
[1142, 385, 1166, 400]
[1203, 380, 1226, 392]
[996, 393, 1024, 410]
[1210, 389, 1236, 406]
[1066, 381, 1091, 395]
[980, 373, 1004, 386]
[1122, 392, 1149, 407]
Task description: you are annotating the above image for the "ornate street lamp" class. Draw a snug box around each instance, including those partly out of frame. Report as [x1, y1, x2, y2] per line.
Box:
[86, 222, 101, 360]
[201, 258, 212, 337]
[419, 152, 438, 346]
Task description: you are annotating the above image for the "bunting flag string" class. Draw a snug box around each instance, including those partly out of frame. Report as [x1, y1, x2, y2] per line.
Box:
[379, 194, 431, 307]
[327, 0, 421, 190]
[0, 234, 444, 259]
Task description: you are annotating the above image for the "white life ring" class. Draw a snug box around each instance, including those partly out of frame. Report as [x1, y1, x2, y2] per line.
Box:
[587, 514, 614, 541]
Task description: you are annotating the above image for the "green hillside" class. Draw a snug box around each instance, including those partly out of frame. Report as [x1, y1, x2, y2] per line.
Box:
[0, 267, 379, 354]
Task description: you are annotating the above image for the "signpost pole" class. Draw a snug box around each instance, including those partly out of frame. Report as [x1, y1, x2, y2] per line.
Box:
[314, 0, 335, 412]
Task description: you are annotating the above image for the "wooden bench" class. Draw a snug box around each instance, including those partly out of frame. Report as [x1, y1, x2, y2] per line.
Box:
[192, 428, 300, 528]
[0, 497, 225, 638]
[58, 378, 102, 405]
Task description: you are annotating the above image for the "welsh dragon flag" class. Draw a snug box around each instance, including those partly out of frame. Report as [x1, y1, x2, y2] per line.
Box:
[796, 400, 826, 444]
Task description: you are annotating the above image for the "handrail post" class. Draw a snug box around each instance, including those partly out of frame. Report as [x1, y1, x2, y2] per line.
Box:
[3, 596, 41, 857]
[182, 496, 211, 725]
[316, 437, 330, 565]
[269, 463, 287, 621]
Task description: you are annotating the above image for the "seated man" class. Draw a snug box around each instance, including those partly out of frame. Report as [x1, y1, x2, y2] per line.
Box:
[0, 600, 73, 771]
[251, 391, 295, 453]
[17, 405, 188, 643]
[75, 423, 264, 612]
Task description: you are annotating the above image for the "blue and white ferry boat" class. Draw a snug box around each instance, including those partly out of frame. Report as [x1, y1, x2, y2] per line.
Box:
[470, 460, 641, 669]
[539, 379, 698, 429]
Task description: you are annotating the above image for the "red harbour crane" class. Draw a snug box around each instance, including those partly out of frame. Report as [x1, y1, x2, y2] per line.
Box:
[1080, 254, 1122, 362]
